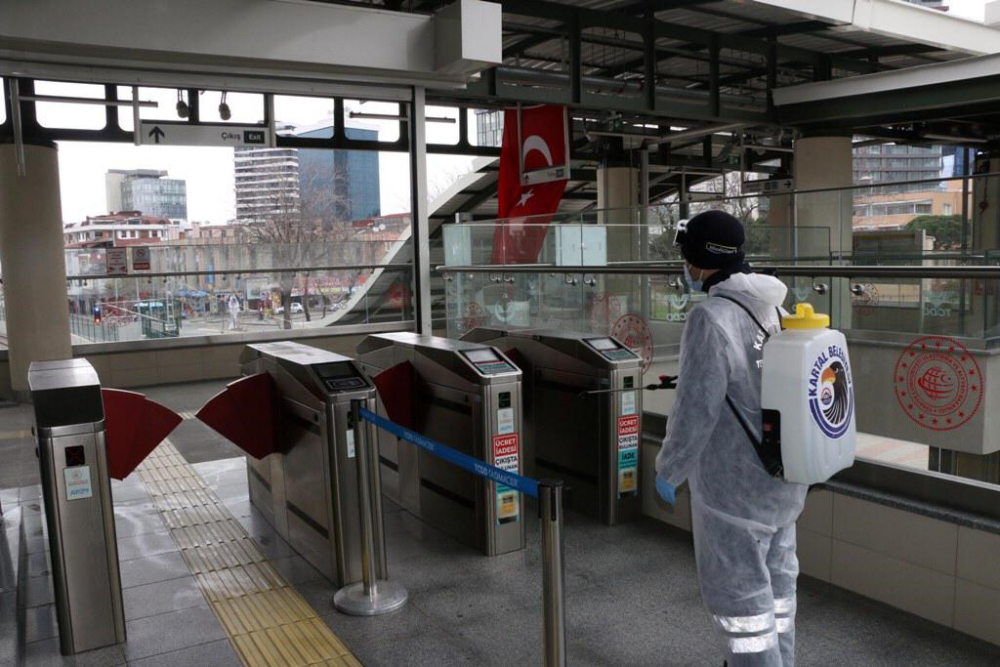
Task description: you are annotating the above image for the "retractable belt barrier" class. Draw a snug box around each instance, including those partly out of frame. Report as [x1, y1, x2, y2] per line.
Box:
[359, 407, 540, 499]
[356, 403, 566, 667]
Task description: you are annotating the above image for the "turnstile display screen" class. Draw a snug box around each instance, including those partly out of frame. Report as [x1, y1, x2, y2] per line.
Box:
[312, 362, 368, 393]
[586, 338, 639, 362]
[461, 349, 516, 376]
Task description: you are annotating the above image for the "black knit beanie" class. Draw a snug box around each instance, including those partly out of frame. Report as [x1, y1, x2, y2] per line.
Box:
[678, 210, 746, 270]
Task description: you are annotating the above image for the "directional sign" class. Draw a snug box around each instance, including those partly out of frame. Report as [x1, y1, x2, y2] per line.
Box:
[139, 122, 271, 148]
[132, 246, 151, 272]
[106, 248, 128, 276]
[743, 178, 794, 195]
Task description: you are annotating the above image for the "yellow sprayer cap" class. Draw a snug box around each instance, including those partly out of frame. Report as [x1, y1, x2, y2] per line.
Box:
[782, 303, 830, 330]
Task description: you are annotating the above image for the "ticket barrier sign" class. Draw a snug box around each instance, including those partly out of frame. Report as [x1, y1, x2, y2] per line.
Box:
[463, 328, 643, 526]
[356, 332, 524, 556]
[197, 342, 386, 587]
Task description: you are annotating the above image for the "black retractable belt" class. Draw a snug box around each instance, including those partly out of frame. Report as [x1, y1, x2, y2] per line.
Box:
[712, 294, 785, 478]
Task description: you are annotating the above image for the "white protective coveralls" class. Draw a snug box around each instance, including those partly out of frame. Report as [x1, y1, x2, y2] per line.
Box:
[656, 272, 808, 666]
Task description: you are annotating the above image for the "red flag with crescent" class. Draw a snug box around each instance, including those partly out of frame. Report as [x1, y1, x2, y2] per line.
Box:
[491, 105, 569, 264]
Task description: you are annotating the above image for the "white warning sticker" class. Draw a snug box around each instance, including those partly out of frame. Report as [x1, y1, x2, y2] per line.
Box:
[622, 390, 637, 416]
[497, 407, 515, 435]
[346, 430, 356, 459]
[64, 466, 93, 501]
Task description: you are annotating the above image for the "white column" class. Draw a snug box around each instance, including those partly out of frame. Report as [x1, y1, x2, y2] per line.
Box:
[793, 136, 854, 326]
[0, 143, 73, 393]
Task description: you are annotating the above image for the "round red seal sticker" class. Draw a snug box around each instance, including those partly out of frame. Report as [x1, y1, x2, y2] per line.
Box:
[894, 336, 983, 431]
[611, 314, 653, 375]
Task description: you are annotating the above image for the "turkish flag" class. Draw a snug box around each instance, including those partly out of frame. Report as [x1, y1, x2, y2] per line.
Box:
[491, 105, 569, 264]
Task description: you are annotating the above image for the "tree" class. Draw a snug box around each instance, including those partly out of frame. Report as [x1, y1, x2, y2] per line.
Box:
[239, 153, 353, 329]
[907, 214, 963, 250]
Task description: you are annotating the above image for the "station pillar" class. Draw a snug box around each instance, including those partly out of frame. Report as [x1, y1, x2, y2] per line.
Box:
[597, 154, 640, 316]
[793, 135, 854, 327]
[0, 143, 73, 394]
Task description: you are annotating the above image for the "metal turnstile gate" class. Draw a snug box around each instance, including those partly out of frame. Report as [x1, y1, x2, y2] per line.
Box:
[463, 328, 643, 526]
[357, 332, 524, 556]
[28, 359, 126, 655]
[239, 342, 385, 587]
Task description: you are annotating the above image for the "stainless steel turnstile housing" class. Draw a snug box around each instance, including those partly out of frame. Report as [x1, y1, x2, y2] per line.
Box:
[28, 359, 126, 655]
[462, 328, 643, 525]
[240, 342, 385, 587]
[356, 332, 525, 556]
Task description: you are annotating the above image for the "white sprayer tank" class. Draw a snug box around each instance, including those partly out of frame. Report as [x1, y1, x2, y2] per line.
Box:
[761, 304, 856, 485]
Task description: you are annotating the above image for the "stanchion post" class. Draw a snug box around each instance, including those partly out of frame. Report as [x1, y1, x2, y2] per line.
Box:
[540, 479, 566, 667]
[334, 399, 408, 616]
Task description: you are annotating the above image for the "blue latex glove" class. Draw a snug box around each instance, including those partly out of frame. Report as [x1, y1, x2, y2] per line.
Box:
[655, 477, 677, 505]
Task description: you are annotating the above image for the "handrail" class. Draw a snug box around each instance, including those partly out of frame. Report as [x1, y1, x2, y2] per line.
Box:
[66, 263, 413, 282]
[437, 264, 1000, 280]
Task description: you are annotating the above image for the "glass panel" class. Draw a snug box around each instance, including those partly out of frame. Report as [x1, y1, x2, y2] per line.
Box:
[274, 95, 334, 138]
[426, 105, 460, 145]
[0, 77, 6, 125]
[199, 90, 265, 124]
[117, 86, 187, 131]
[344, 99, 400, 142]
[35, 81, 107, 130]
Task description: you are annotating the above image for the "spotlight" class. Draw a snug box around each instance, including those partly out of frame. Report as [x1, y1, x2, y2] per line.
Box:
[176, 91, 189, 119]
[219, 92, 231, 121]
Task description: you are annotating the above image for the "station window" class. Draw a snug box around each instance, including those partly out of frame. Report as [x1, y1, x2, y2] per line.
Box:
[0, 78, 6, 125]
[117, 86, 191, 132]
[35, 80, 107, 130]
[274, 95, 334, 139]
[199, 90, 264, 124]
[344, 99, 400, 142]
[426, 105, 460, 146]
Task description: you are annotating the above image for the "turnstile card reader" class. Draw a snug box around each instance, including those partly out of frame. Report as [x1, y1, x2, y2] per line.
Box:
[237, 342, 384, 587]
[28, 359, 126, 655]
[462, 327, 643, 525]
[357, 332, 525, 556]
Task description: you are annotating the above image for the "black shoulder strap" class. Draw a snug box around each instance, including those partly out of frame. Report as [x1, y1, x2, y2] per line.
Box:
[712, 294, 785, 478]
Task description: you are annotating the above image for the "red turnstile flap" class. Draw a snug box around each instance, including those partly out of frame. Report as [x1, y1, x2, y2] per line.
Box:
[373, 361, 415, 430]
[102, 389, 183, 480]
[196, 373, 280, 459]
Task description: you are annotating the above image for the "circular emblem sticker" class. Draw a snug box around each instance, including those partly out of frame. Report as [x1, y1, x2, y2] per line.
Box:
[611, 314, 653, 375]
[808, 344, 854, 439]
[462, 301, 488, 333]
[851, 282, 879, 317]
[894, 336, 983, 431]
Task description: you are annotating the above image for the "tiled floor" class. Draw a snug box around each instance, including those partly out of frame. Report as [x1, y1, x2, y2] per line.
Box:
[3, 380, 1000, 666]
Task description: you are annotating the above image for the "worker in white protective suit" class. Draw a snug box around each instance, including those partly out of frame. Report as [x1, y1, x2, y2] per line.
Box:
[655, 210, 807, 667]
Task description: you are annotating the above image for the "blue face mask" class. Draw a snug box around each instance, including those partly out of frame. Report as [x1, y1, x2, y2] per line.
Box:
[684, 264, 704, 293]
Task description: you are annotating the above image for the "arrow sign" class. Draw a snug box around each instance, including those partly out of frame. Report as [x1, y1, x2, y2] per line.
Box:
[139, 121, 272, 147]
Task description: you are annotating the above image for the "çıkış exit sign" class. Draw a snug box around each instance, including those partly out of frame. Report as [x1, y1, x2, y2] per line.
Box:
[139, 122, 272, 147]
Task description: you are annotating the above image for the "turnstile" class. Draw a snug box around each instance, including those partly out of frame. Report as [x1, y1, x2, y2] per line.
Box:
[462, 327, 643, 525]
[28, 359, 126, 655]
[356, 332, 524, 556]
[240, 342, 385, 587]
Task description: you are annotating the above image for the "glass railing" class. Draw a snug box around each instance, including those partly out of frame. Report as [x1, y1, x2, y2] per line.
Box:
[63, 265, 414, 344]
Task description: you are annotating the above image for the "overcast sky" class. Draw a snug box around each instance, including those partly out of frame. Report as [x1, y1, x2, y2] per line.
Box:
[35, 0, 998, 223]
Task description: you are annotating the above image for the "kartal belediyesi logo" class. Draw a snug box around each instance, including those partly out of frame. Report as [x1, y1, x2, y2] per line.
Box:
[808, 345, 853, 438]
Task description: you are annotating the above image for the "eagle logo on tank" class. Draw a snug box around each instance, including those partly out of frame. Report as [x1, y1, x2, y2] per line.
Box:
[807, 345, 854, 439]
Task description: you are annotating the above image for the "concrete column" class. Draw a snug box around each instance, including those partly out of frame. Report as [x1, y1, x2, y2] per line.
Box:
[0, 143, 73, 393]
[597, 164, 639, 314]
[793, 136, 854, 326]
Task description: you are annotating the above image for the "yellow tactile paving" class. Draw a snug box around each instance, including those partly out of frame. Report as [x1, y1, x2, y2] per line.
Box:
[137, 441, 361, 667]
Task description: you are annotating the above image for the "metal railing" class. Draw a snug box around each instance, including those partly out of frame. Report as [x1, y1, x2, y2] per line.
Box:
[349, 400, 567, 666]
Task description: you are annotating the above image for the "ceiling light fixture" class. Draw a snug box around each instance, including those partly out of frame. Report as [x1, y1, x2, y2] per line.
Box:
[175, 91, 189, 119]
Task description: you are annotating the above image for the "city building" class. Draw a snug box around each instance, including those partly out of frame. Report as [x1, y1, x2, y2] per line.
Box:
[853, 142, 943, 193]
[63, 211, 184, 247]
[234, 122, 380, 224]
[105, 169, 188, 220]
[474, 109, 504, 147]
